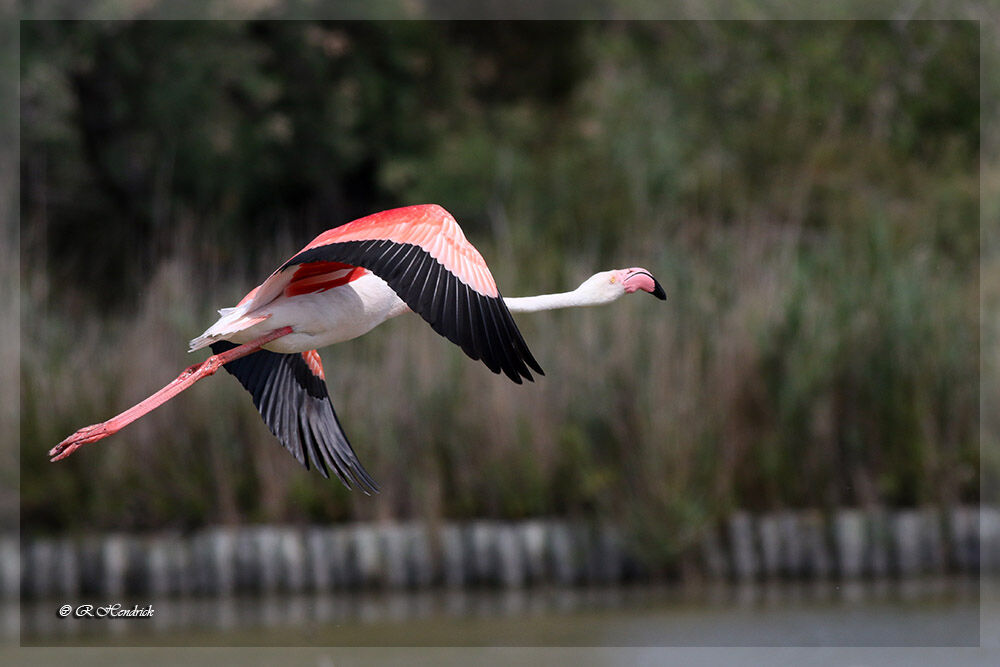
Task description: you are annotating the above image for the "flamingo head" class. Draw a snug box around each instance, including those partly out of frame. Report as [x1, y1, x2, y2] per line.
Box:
[579, 267, 666, 304]
[615, 267, 666, 300]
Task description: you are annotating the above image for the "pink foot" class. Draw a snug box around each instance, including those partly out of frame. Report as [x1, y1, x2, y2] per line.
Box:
[49, 423, 117, 462]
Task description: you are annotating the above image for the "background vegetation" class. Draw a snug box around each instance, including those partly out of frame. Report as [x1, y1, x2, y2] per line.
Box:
[20, 20, 980, 566]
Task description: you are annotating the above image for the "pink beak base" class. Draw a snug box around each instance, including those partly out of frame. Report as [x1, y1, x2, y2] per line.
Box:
[623, 269, 666, 300]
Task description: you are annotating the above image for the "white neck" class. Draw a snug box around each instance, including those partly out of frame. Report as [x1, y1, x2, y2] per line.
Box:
[504, 285, 616, 313]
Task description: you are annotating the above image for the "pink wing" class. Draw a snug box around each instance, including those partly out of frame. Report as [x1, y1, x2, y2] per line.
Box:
[241, 204, 542, 384]
[301, 204, 499, 297]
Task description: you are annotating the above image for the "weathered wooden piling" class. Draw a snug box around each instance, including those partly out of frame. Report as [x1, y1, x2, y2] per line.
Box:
[406, 523, 434, 588]
[519, 520, 548, 584]
[8, 505, 994, 600]
[145, 535, 172, 596]
[496, 524, 525, 588]
[756, 514, 781, 579]
[233, 528, 257, 594]
[728, 511, 758, 581]
[700, 524, 728, 579]
[253, 526, 281, 594]
[777, 511, 804, 577]
[468, 520, 498, 585]
[548, 522, 580, 586]
[799, 511, 832, 578]
[278, 528, 307, 593]
[949, 505, 978, 572]
[919, 507, 946, 574]
[192, 527, 236, 596]
[866, 509, 891, 577]
[833, 510, 865, 579]
[348, 524, 379, 588]
[101, 534, 130, 599]
[590, 524, 624, 584]
[891, 509, 945, 577]
[437, 524, 465, 588]
[329, 527, 352, 589]
[305, 527, 334, 592]
[381, 523, 409, 589]
[23, 540, 48, 599]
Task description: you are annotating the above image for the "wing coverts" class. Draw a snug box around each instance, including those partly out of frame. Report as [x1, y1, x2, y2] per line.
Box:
[281, 240, 543, 383]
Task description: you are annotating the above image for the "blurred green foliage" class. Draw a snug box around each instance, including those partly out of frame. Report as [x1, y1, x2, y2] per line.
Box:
[20, 20, 980, 569]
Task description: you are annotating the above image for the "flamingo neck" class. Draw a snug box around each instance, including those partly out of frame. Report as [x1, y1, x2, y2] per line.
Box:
[504, 286, 614, 313]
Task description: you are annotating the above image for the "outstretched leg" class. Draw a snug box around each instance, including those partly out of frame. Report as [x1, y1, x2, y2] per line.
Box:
[50, 326, 293, 462]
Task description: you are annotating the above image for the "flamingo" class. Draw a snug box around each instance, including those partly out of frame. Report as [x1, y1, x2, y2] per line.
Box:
[50, 204, 665, 492]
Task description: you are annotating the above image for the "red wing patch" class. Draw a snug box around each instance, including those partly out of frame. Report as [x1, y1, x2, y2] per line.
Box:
[301, 349, 325, 380]
[284, 261, 368, 298]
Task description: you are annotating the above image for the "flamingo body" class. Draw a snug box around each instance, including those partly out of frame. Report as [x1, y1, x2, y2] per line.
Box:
[193, 272, 408, 354]
[191, 204, 539, 383]
[52, 204, 665, 493]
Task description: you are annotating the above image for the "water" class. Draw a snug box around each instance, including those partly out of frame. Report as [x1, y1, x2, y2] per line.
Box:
[15, 576, 987, 647]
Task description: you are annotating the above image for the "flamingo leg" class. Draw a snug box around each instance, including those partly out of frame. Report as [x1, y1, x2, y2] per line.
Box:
[49, 326, 294, 462]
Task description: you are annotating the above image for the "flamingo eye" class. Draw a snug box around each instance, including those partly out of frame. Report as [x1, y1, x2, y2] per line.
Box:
[610, 276, 616, 284]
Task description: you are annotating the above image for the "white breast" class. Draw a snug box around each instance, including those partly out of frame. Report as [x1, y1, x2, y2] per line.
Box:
[193, 273, 410, 354]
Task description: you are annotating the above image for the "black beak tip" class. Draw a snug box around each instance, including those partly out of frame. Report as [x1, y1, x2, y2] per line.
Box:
[651, 279, 666, 300]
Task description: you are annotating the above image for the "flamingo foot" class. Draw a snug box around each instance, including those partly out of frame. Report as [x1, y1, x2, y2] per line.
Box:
[50, 422, 119, 461]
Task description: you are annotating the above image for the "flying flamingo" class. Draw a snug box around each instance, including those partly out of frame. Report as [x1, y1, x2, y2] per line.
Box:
[50, 204, 665, 492]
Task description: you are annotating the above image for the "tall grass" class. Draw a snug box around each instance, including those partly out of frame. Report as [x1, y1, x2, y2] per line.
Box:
[20, 214, 979, 570]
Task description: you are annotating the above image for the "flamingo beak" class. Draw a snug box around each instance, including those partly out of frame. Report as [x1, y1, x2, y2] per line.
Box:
[624, 269, 666, 300]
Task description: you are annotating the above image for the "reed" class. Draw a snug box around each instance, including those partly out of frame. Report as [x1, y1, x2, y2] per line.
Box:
[20, 215, 980, 561]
